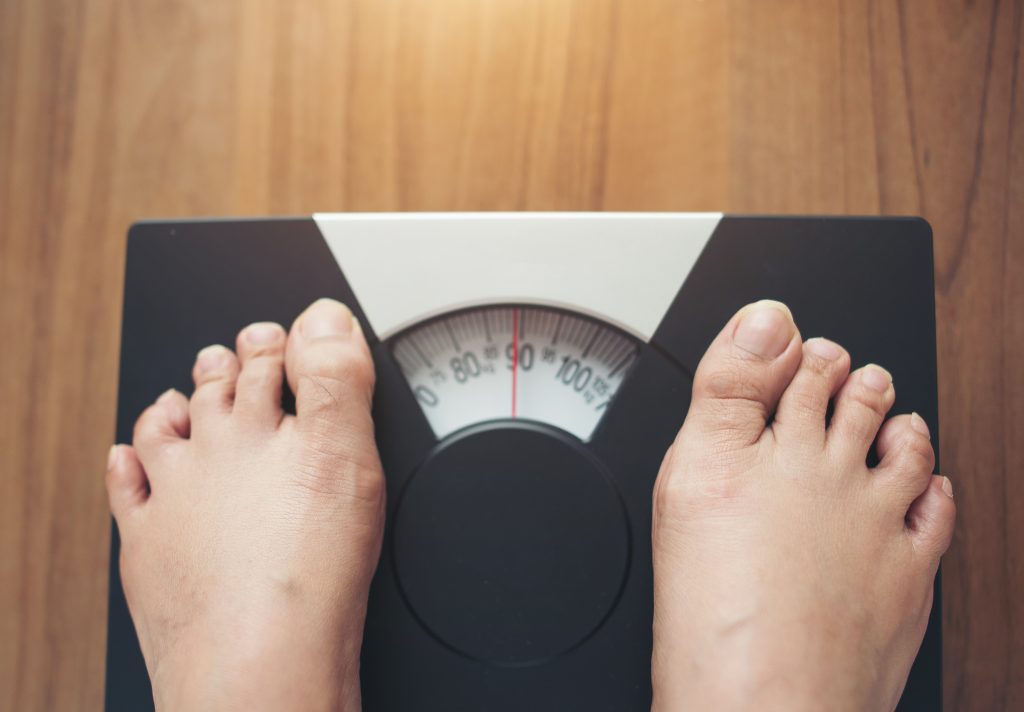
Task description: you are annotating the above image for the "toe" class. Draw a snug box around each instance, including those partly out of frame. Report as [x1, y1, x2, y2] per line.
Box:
[906, 475, 956, 560]
[106, 444, 149, 519]
[285, 299, 379, 467]
[190, 344, 240, 427]
[234, 322, 287, 427]
[132, 388, 190, 462]
[826, 364, 895, 462]
[874, 413, 935, 502]
[685, 300, 803, 448]
[771, 338, 851, 447]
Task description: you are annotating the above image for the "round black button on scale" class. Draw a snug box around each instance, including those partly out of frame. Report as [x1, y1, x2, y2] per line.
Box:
[392, 421, 631, 666]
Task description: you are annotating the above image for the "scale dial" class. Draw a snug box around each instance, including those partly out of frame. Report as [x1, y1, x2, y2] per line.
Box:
[391, 305, 640, 441]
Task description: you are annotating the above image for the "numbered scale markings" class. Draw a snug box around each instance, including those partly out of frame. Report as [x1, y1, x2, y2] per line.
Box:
[392, 305, 640, 441]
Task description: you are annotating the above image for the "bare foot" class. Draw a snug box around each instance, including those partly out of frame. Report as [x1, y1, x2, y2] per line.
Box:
[106, 299, 385, 712]
[650, 301, 955, 711]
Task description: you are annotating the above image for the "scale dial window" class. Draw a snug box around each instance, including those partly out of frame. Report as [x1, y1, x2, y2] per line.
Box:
[391, 306, 640, 442]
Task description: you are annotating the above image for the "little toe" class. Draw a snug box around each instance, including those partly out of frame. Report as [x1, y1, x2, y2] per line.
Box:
[685, 300, 803, 448]
[874, 413, 935, 503]
[132, 388, 190, 463]
[285, 299, 381, 481]
[827, 364, 895, 462]
[906, 475, 956, 561]
[771, 338, 850, 446]
[106, 444, 149, 519]
[190, 344, 240, 428]
[234, 321, 287, 427]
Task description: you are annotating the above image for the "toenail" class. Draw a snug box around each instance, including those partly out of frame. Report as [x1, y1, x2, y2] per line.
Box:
[301, 298, 353, 339]
[941, 476, 954, 498]
[245, 322, 283, 345]
[107, 444, 119, 470]
[733, 302, 794, 359]
[862, 365, 892, 393]
[156, 388, 178, 404]
[806, 338, 841, 360]
[911, 412, 930, 439]
[197, 345, 229, 374]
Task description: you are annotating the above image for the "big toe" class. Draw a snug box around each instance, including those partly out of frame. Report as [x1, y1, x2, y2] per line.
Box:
[683, 300, 803, 449]
[285, 299, 383, 498]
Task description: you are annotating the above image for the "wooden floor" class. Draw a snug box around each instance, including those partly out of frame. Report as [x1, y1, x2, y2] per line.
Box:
[1, 1, 1020, 708]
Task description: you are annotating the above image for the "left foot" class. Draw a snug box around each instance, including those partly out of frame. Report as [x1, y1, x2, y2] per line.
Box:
[106, 299, 385, 711]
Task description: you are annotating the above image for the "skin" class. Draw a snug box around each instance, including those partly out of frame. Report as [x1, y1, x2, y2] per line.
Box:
[107, 299, 385, 711]
[650, 300, 955, 711]
[107, 298, 954, 712]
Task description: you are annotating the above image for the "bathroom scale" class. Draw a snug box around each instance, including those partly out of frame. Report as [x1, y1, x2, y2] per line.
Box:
[106, 213, 942, 711]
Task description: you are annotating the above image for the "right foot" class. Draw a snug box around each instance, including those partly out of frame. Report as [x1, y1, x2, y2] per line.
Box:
[650, 301, 955, 711]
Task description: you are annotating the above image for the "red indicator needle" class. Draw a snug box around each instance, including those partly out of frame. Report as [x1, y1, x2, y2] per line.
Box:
[511, 308, 519, 418]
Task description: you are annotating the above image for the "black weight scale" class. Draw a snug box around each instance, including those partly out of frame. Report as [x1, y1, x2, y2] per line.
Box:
[106, 214, 942, 711]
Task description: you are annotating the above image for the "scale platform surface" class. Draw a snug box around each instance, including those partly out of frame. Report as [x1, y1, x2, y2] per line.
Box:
[106, 213, 941, 711]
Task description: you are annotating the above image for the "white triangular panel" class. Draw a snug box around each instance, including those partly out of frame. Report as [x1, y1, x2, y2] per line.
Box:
[313, 213, 722, 341]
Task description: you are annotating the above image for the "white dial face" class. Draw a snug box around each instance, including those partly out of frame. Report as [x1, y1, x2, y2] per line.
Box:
[392, 306, 640, 442]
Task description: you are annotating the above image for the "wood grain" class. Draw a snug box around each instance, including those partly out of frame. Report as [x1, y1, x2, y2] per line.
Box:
[1, 0, 1020, 708]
